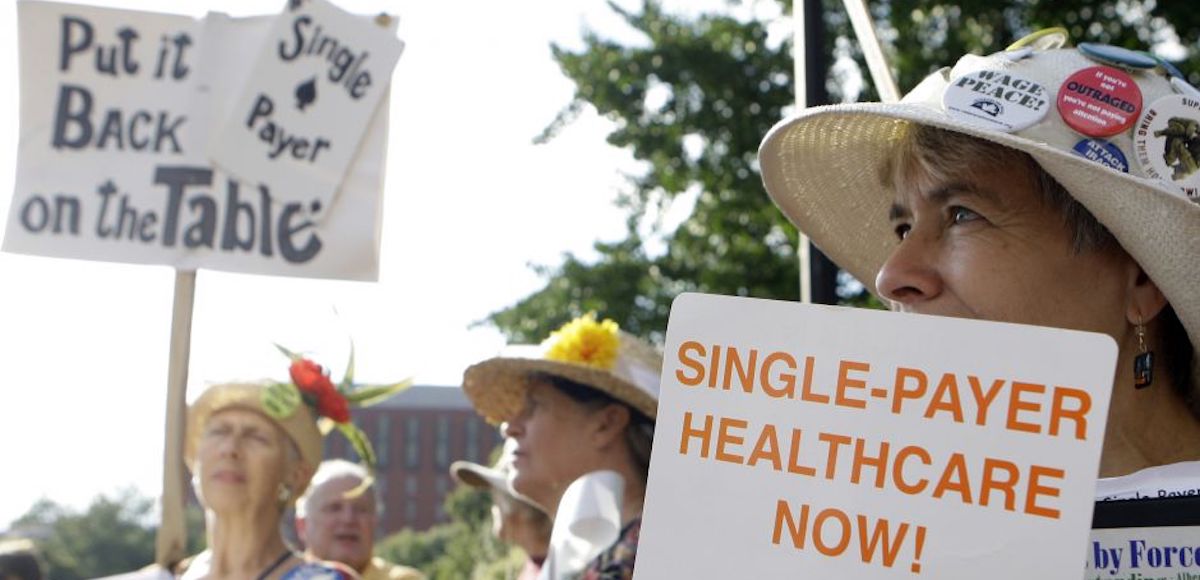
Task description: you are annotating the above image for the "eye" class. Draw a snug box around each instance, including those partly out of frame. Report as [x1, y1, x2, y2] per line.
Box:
[950, 206, 981, 225]
[893, 223, 911, 241]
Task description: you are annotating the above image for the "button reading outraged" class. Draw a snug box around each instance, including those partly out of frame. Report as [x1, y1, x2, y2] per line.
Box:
[1057, 66, 1143, 137]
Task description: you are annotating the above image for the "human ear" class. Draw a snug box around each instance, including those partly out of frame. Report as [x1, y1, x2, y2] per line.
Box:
[1124, 263, 1168, 324]
[590, 404, 631, 449]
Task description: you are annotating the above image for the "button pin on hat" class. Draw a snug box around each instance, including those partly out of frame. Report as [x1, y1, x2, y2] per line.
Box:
[1006, 27, 1070, 51]
[1133, 94, 1200, 200]
[1072, 138, 1129, 173]
[1057, 65, 1143, 137]
[943, 69, 1050, 132]
[1078, 43, 1159, 70]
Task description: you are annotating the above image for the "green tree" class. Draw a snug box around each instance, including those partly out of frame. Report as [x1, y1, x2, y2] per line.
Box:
[6, 491, 209, 579]
[376, 484, 521, 580]
[485, 0, 1200, 342]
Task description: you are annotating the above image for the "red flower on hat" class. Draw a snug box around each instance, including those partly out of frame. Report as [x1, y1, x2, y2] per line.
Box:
[289, 358, 350, 423]
[317, 387, 351, 423]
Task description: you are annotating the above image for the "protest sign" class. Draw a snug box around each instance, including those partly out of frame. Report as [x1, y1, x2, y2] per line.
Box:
[207, 0, 403, 206]
[1087, 527, 1200, 578]
[5, 1, 392, 281]
[635, 293, 1118, 579]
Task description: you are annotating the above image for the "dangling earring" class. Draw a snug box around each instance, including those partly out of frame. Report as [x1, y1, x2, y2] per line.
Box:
[1134, 316, 1153, 389]
[278, 485, 293, 505]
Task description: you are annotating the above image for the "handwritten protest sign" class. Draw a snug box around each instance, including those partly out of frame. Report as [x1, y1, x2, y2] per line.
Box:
[635, 293, 1118, 578]
[208, 0, 403, 205]
[5, 1, 392, 281]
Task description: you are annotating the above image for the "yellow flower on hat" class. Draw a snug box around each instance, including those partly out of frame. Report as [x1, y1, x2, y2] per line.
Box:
[544, 312, 620, 370]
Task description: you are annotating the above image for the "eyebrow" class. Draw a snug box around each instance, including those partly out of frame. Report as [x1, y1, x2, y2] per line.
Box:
[888, 181, 1003, 221]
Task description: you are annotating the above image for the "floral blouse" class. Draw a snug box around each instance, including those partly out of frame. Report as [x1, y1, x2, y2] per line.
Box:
[580, 517, 641, 580]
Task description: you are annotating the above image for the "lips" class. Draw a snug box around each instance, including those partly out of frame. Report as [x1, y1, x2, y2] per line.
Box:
[210, 469, 246, 484]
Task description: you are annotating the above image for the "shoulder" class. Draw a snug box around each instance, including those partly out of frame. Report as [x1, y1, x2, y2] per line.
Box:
[582, 518, 642, 580]
[364, 557, 425, 580]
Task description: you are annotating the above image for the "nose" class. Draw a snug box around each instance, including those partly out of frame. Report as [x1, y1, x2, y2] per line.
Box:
[503, 416, 524, 438]
[874, 233, 944, 308]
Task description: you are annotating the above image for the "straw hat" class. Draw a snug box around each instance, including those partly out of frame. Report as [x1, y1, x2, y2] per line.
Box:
[463, 313, 662, 425]
[185, 382, 324, 494]
[759, 44, 1200, 390]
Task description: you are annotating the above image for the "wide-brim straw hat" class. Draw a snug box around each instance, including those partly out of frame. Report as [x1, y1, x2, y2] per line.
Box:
[759, 46, 1200, 391]
[463, 316, 663, 425]
[185, 382, 324, 495]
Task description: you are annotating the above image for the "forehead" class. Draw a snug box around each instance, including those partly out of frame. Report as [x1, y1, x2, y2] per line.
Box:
[206, 407, 281, 433]
[312, 475, 373, 505]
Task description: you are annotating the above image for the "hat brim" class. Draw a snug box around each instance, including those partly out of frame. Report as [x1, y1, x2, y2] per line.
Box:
[186, 383, 323, 495]
[759, 102, 1200, 391]
[462, 357, 658, 426]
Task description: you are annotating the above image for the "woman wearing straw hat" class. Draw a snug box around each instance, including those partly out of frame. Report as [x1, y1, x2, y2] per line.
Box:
[462, 313, 661, 580]
[177, 349, 408, 579]
[450, 438, 552, 580]
[759, 31, 1200, 490]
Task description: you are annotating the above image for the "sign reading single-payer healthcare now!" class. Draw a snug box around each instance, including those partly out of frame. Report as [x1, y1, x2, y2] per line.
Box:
[4, 1, 392, 281]
[635, 293, 1118, 579]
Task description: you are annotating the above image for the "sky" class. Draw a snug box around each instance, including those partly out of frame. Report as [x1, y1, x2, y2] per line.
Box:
[0, 0, 747, 529]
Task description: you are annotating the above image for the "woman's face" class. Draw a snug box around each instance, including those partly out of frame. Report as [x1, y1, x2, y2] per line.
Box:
[195, 407, 292, 514]
[877, 160, 1135, 341]
[504, 379, 600, 510]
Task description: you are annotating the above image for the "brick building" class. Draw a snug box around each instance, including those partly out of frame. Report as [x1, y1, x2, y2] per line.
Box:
[323, 385, 503, 534]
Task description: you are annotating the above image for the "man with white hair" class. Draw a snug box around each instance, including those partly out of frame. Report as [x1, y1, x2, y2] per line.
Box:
[296, 460, 424, 580]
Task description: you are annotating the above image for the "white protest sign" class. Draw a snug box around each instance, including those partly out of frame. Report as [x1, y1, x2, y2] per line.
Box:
[207, 0, 403, 205]
[1087, 527, 1200, 577]
[635, 293, 1118, 579]
[5, 1, 391, 281]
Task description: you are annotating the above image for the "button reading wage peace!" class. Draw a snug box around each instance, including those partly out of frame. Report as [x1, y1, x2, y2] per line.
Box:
[943, 69, 1050, 132]
[1133, 94, 1200, 199]
[1057, 66, 1143, 137]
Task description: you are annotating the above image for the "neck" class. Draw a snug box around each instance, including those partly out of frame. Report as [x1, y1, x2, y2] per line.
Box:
[544, 464, 646, 527]
[205, 507, 290, 578]
[1099, 335, 1200, 477]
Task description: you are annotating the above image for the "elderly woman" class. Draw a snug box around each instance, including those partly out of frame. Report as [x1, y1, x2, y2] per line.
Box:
[180, 381, 354, 579]
[177, 351, 399, 579]
[462, 313, 661, 579]
[759, 36, 1199, 484]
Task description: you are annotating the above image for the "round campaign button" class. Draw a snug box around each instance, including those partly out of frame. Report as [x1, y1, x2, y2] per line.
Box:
[1133, 93, 1200, 198]
[1006, 27, 1069, 51]
[943, 69, 1050, 132]
[1078, 43, 1158, 70]
[1057, 66, 1143, 137]
[1072, 138, 1129, 173]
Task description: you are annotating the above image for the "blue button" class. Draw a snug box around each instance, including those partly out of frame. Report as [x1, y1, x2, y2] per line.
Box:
[1072, 139, 1129, 173]
[1079, 43, 1158, 69]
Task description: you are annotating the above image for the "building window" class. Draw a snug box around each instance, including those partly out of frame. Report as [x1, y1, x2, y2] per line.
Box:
[405, 475, 418, 496]
[405, 499, 416, 525]
[435, 416, 450, 468]
[465, 418, 479, 462]
[435, 476, 449, 521]
[405, 416, 420, 469]
[376, 414, 390, 468]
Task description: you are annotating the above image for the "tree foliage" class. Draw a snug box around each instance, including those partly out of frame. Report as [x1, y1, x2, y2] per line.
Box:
[6, 490, 205, 580]
[485, 0, 1200, 342]
[376, 484, 522, 580]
